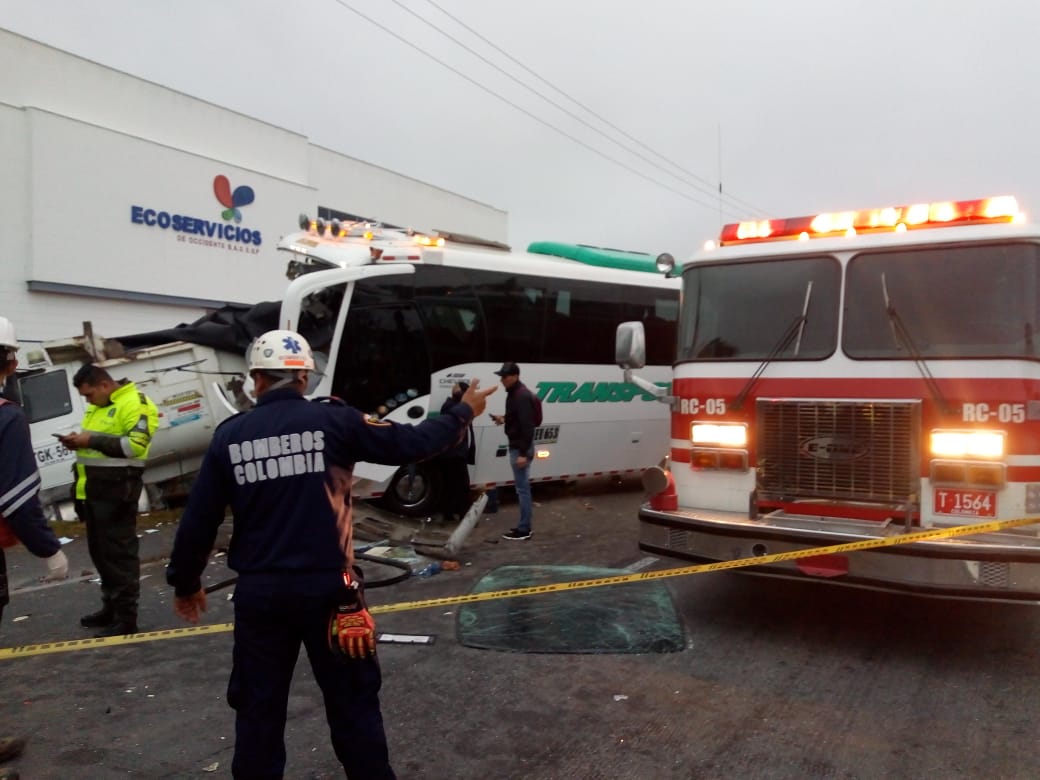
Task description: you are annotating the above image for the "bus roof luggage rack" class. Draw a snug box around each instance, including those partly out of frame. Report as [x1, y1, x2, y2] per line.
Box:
[527, 242, 660, 274]
[431, 230, 511, 251]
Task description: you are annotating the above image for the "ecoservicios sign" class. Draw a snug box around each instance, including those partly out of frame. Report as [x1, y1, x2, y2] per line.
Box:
[130, 174, 262, 251]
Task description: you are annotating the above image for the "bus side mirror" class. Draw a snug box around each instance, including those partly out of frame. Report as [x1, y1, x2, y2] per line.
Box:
[616, 322, 646, 370]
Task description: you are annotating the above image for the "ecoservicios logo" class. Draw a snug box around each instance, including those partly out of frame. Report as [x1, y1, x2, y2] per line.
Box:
[213, 174, 254, 224]
[130, 174, 262, 251]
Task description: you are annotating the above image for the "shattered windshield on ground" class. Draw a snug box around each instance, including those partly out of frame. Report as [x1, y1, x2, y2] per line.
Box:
[457, 565, 684, 654]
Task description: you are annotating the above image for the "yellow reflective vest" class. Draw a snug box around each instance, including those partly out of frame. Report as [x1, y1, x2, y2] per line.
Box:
[74, 381, 159, 501]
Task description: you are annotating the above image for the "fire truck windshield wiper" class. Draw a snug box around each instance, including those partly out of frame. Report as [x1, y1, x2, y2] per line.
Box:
[881, 273, 953, 416]
[732, 281, 813, 411]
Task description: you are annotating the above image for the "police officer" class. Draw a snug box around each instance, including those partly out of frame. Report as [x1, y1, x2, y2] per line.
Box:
[166, 329, 495, 780]
[0, 316, 69, 780]
[59, 364, 159, 637]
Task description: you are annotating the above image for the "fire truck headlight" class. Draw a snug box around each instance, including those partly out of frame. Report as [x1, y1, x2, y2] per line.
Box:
[691, 423, 747, 447]
[930, 430, 1005, 459]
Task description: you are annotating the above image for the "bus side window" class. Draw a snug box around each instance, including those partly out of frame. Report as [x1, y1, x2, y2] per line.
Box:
[468, 269, 548, 365]
[414, 265, 487, 369]
[546, 282, 623, 364]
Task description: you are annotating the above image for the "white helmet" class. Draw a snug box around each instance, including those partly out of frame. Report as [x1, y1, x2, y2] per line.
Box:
[247, 330, 315, 373]
[0, 316, 17, 357]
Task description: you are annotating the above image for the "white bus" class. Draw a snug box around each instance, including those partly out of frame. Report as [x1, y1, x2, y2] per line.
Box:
[278, 219, 681, 515]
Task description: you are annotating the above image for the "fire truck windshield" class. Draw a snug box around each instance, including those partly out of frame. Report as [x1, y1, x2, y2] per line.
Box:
[845, 242, 1040, 359]
[678, 255, 841, 361]
[679, 243, 1040, 363]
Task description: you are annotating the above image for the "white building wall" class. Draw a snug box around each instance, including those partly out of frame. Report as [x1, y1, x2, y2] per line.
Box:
[0, 28, 508, 345]
[0, 102, 198, 342]
[26, 108, 310, 302]
[0, 28, 309, 183]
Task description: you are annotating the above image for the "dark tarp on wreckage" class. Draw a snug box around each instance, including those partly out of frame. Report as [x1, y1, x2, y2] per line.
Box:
[115, 301, 281, 354]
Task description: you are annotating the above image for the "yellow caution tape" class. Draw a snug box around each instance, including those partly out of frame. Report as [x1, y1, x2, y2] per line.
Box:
[370, 514, 1040, 614]
[0, 622, 233, 659]
[2, 515, 1036, 660]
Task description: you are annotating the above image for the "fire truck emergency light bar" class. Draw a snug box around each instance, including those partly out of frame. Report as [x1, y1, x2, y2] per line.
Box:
[718, 196, 1023, 246]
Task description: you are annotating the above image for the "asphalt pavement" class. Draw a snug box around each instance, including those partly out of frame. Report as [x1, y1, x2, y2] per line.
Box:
[5, 477, 1039, 780]
[1, 477, 665, 780]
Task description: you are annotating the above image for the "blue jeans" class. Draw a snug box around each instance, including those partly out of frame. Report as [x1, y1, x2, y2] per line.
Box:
[509, 447, 534, 533]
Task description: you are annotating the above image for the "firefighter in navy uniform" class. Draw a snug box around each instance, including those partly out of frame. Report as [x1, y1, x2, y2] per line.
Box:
[0, 316, 69, 780]
[166, 329, 495, 780]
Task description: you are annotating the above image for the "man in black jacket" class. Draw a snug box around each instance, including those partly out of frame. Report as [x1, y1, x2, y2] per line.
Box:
[437, 381, 476, 523]
[490, 361, 537, 540]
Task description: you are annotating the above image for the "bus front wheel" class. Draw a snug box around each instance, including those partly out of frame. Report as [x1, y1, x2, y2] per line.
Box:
[381, 464, 441, 517]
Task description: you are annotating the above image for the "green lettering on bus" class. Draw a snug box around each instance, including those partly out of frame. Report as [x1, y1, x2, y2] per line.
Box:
[534, 381, 670, 403]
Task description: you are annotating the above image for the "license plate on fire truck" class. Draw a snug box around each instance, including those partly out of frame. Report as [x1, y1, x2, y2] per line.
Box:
[932, 488, 996, 518]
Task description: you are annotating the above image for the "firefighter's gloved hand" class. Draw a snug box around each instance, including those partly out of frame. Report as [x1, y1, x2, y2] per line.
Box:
[42, 549, 69, 581]
[330, 601, 377, 660]
[328, 567, 376, 661]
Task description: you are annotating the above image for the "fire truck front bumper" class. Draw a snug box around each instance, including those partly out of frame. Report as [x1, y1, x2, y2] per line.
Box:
[638, 505, 1040, 603]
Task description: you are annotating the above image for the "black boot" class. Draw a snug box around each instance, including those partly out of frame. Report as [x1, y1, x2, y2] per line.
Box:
[80, 607, 114, 628]
[95, 620, 138, 638]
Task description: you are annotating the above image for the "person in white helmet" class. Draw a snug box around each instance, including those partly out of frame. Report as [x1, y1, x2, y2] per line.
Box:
[167, 329, 496, 780]
[0, 316, 69, 780]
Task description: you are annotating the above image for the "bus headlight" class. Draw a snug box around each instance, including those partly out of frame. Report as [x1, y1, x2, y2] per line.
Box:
[929, 430, 1005, 459]
[691, 423, 748, 447]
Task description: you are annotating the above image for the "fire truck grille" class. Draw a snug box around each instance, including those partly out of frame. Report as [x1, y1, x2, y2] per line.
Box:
[979, 562, 1010, 589]
[756, 400, 920, 505]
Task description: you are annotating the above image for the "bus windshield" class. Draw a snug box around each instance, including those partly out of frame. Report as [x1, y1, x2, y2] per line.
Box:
[678, 256, 841, 361]
[306, 265, 679, 415]
[844, 242, 1040, 359]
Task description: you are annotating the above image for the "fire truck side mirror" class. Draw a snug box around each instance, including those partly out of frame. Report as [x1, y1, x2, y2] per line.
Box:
[615, 321, 646, 370]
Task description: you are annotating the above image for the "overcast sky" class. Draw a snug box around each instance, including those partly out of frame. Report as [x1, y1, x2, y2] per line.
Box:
[3, 1, 1039, 258]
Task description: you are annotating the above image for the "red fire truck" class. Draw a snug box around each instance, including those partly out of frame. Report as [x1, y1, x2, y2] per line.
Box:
[619, 195, 1040, 601]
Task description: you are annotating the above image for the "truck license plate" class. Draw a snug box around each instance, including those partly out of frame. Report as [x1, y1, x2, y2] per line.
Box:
[933, 488, 996, 518]
[33, 439, 75, 467]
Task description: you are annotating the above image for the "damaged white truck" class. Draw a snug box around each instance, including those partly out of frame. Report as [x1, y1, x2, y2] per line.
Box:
[9, 327, 253, 512]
